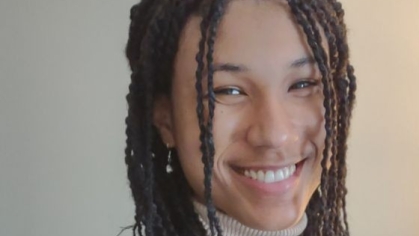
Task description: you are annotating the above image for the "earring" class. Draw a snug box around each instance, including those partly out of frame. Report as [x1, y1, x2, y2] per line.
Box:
[166, 144, 173, 174]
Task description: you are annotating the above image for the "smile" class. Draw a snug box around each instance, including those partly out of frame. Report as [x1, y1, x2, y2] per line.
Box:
[242, 165, 296, 183]
[230, 159, 306, 195]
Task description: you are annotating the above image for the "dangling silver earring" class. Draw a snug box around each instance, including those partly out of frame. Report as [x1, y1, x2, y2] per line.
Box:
[166, 144, 173, 174]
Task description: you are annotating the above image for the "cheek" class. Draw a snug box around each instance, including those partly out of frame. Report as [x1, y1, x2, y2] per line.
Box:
[171, 92, 206, 197]
[212, 105, 244, 154]
[291, 98, 326, 145]
[307, 105, 326, 187]
[172, 102, 244, 200]
[307, 100, 327, 167]
[292, 99, 326, 183]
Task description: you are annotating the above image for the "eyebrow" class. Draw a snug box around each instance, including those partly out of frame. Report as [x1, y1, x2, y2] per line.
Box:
[213, 63, 249, 73]
[290, 56, 317, 68]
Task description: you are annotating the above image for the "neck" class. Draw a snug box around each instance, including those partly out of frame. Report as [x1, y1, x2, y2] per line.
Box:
[193, 201, 307, 236]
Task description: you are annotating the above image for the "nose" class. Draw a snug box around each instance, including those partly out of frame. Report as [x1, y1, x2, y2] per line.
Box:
[246, 99, 300, 149]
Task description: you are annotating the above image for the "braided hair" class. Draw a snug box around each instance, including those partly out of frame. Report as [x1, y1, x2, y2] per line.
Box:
[124, 0, 356, 235]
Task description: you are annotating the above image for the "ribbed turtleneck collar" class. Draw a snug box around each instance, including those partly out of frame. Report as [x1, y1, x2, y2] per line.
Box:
[193, 201, 307, 236]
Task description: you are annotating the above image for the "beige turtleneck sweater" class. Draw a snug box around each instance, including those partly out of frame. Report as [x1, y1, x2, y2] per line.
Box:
[193, 201, 307, 236]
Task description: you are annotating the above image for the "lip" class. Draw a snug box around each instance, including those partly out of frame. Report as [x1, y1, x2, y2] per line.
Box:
[230, 159, 306, 196]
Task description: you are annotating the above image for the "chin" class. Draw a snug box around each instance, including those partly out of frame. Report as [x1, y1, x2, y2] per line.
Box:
[215, 196, 304, 231]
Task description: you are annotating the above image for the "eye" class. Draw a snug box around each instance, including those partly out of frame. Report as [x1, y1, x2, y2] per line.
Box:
[288, 80, 319, 91]
[211, 87, 246, 105]
[213, 87, 245, 96]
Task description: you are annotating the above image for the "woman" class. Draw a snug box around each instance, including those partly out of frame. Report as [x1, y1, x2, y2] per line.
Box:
[124, 0, 356, 235]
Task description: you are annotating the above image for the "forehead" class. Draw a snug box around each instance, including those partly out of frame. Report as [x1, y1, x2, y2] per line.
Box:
[215, 0, 313, 69]
[175, 0, 328, 79]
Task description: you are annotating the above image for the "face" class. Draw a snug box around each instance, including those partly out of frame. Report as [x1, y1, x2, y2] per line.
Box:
[154, 0, 328, 231]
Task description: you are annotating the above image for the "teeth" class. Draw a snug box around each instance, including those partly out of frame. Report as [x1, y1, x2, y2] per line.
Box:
[290, 164, 296, 173]
[264, 171, 275, 183]
[250, 170, 257, 180]
[257, 170, 265, 182]
[275, 169, 285, 181]
[283, 167, 289, 178]
[242, 164, 296, 183]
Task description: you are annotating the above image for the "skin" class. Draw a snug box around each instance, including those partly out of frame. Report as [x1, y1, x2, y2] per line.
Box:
[154, 0, 329, 231]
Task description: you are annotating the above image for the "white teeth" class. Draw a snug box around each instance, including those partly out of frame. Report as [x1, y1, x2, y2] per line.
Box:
[275, 169, 285, 181]
[264, 170, 275, 183]
[250, 170, 257, 180]
[257, 170, 265, 182]
[242, 164, 297, 183]
[283, 167, 289, 178]
[290, 164, 296, 173]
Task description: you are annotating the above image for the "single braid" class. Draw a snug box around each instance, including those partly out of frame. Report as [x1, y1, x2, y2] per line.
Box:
[340, 64, 357, 234]
[203, 0, 228, 235]
[195, 7, 211, 231]
[194, 1, 221, 236]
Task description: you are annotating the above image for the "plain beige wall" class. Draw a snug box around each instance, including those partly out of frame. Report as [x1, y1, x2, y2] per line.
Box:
[0, 0, 418, 235]
[342, 0, 419, 235]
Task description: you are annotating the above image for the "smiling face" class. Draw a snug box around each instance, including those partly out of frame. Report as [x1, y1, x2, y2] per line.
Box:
[153, 0, 328, 231]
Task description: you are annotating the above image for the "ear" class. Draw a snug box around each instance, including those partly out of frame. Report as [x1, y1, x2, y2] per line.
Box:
[153, 95, 175, 147]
